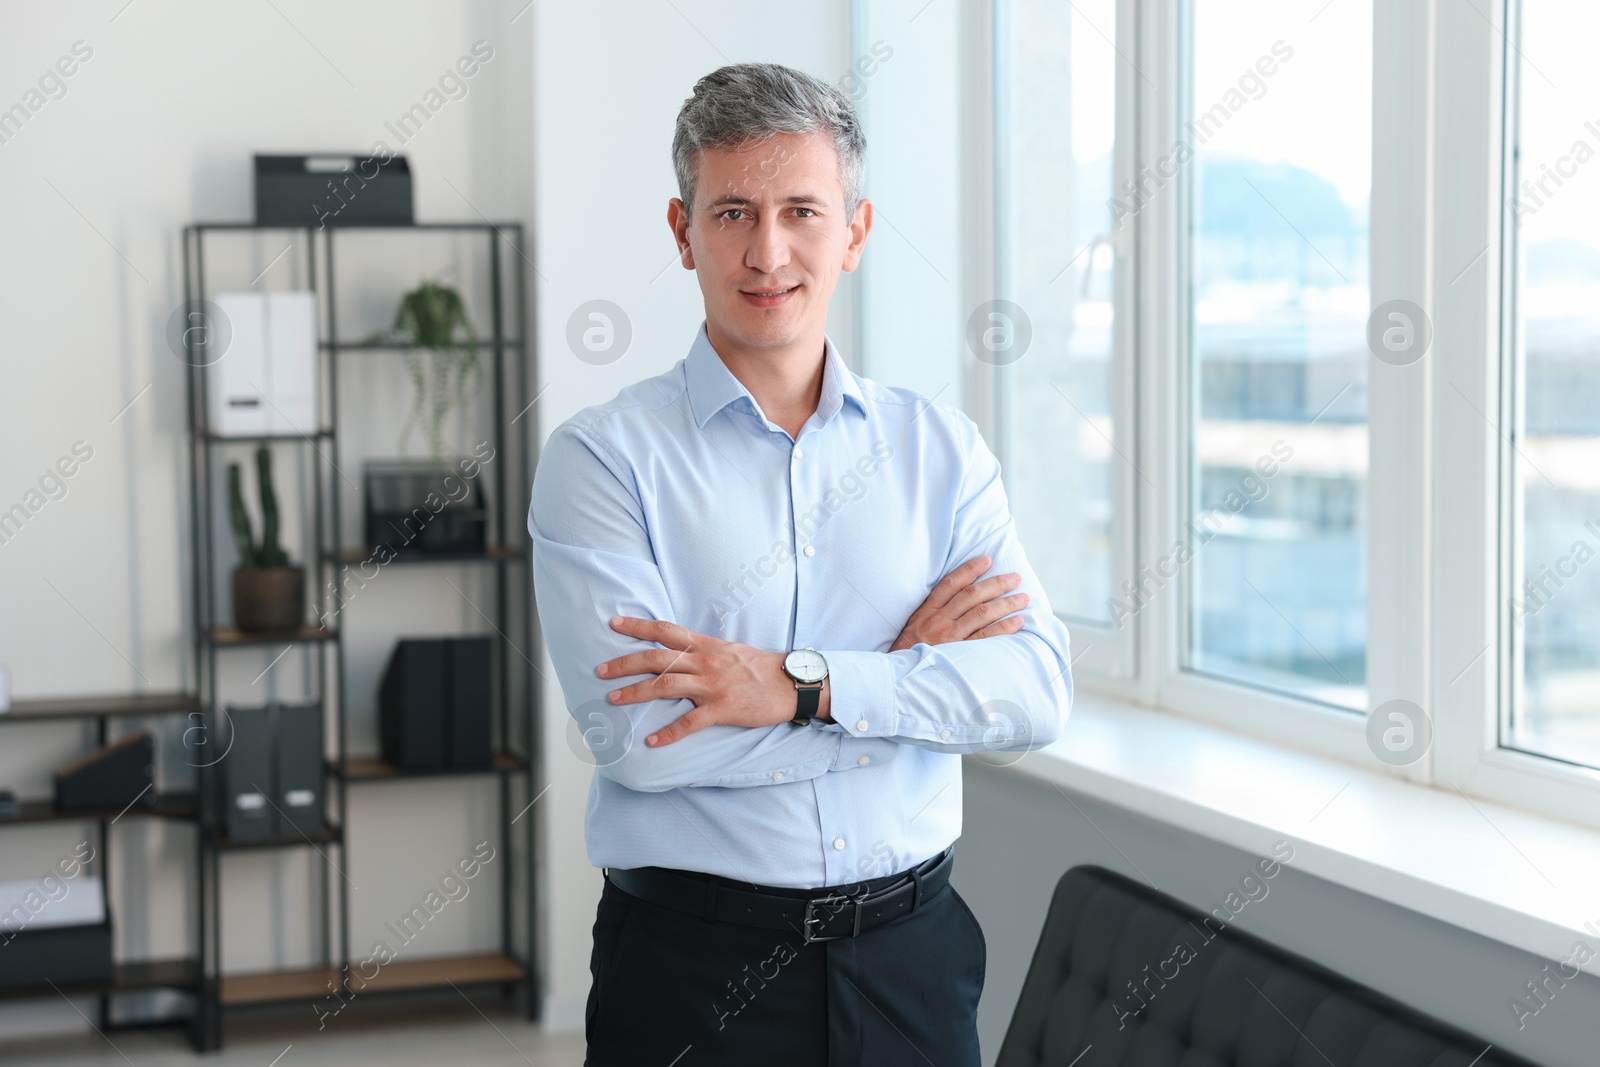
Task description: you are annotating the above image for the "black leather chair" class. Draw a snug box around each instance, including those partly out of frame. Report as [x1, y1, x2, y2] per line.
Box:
[997, 865, 1541, 1067]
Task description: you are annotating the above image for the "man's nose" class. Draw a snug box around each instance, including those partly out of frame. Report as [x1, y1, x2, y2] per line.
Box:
[745, 215, 791, 276]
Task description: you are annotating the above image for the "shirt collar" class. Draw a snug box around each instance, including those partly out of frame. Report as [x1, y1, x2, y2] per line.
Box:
[684, 321, 869, 430]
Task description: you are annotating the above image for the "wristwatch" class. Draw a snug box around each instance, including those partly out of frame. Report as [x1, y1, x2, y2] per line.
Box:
[782, 647, 828, 726]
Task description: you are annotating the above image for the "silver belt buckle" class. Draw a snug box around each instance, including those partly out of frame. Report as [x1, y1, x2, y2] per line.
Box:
[802, 892, 865, 943]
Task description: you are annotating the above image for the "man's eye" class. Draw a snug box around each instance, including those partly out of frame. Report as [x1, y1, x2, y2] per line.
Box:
[793, 207, 816, 218]
[720, 209, 746, 222]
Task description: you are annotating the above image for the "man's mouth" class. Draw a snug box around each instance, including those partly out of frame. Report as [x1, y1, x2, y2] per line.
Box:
[740, 284, 799, 308]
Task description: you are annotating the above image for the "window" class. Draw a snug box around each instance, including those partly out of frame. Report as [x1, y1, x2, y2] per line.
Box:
[1503, 0, 1600, 770]
[1182, 0, 1372, 711]
[855, 0, 1600, 827]
[996, 0, 1128, 637]
[852, 2, 963, 404]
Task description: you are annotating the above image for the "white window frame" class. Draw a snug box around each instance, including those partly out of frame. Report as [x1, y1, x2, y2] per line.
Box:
[1130, 0, 1381, 770]
[981, 0, 1143, 682]
[853, 0, 1600, 830]
[1432, 0, 1600, 829]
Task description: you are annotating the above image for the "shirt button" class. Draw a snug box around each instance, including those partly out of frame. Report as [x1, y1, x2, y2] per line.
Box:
[833, 837, 845, 851]
[803, 545, 816, 557]
[857, 755, 871, 766]
[856, 720, 869, 732]
[940, 728, 952, 740]
[793, 446, 804, 459]
[772, 772, 784, 782]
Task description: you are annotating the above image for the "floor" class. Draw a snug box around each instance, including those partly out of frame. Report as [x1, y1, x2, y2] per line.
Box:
[0, 993, 587, 1067]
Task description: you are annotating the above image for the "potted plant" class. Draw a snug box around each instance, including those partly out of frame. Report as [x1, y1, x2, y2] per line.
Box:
[229, 446, 305, 633]
[374, 280, 480, 457]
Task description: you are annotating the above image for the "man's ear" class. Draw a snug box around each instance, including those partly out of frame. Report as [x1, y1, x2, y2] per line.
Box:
[841, 198, 873, 273]
[667, 198, 696, 270]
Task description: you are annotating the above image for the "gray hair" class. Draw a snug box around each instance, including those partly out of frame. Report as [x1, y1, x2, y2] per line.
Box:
[672, 62, 866, 221]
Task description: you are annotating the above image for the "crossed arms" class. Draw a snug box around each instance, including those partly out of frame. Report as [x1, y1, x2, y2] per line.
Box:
[528, 417, 1074, 793]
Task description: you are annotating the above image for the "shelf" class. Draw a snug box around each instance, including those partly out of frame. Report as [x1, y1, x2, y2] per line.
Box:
[0, 691, 200, 724]
[325, 545, 524, 566]
[322, 339, 524, 351]
[1, 793, 196, 827]
[333, 750, 526, 781]
[183, 211, 538, 1047]
[218, 951, 526, 1006]
[203, 430, 334, 444]
[214, 821, 341, 852]
[208, 625, 337, 647]
[0, 957, 199, 1003]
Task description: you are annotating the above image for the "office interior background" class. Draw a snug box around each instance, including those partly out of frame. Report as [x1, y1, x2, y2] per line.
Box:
[1, 0, 1598, 1064]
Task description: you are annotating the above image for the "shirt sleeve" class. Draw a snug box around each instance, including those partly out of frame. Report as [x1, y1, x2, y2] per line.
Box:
[529, 422, 895, 792]
[820, 411, 1074, 754]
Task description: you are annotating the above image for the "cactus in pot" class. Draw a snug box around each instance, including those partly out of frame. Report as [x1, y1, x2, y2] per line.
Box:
[229, 445, 305, 633]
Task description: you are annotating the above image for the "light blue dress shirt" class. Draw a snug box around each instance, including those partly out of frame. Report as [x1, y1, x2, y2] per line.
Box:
[528, 323, 1073, 889]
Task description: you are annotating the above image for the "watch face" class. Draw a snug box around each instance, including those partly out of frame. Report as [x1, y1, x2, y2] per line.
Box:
[785, 648, 827, 684]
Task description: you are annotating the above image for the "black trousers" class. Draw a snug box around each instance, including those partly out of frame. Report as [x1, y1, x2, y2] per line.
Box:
[584, 854, 986, 1066]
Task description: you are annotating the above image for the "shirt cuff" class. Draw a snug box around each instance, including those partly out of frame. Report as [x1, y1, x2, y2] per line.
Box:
[823, 650, 898, 738]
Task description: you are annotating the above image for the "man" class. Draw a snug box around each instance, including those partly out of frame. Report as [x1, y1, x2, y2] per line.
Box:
[529, 62, 1073, 1066]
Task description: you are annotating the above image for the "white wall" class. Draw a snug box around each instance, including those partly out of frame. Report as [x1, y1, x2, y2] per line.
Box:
[526, 0, 855, 1026]
[0, 0, 860, 1042]
[0, 0, 534, 1039]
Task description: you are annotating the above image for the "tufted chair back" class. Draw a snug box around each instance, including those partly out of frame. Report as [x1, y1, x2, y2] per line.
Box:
[996, 865, 1541, 1067]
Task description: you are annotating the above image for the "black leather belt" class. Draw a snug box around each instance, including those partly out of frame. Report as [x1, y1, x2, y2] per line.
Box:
[605, 845, 955, 944]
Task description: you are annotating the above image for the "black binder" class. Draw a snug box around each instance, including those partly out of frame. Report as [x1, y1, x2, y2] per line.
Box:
[0, 864, 113, 990]
[380, 636, 493, 771]
[54, 732, 155, 812]
[224, 705, 273, 841]
[380, 638, 447, 770]
[275, 701, 324, 836]
[448, 637, 493, 769]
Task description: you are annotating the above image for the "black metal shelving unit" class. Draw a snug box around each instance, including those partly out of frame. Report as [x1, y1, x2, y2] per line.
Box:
[180, 221, 539, 1051]
[0, 692, 206, 1046]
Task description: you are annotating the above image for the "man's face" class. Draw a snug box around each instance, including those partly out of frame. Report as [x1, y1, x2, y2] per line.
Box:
[669, 131, 871, 352]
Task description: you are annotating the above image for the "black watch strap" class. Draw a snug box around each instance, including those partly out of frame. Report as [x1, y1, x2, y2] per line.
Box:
[790, 684, 821, 726]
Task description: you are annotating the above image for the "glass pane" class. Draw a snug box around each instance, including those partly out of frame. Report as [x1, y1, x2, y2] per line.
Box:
[1184, 0, 1371, 709]
[1506, 0, 1600, 767]
[856, 1, 963, 403]
[1000, 0, 1119, 626]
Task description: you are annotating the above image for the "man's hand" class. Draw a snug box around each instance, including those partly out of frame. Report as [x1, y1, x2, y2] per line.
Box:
[597, 616, 826, 747]
[597, 557, 1023, 747]
[889, 555, 1029, 652]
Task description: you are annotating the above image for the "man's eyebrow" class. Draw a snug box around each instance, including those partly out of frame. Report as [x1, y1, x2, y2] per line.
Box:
[703, 194, 830, 210]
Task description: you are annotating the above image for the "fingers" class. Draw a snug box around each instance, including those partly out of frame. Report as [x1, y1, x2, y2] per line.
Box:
[922, 555, 994, 612]
[606, 672, 703, 706]
[609, 614, 700, 651]
[955, 590, 1030, 634]
[644, 706, 714, 747]
[895, 560, 1030, 648]
[597, 645, 695, 680]
[970, 614, 1027, 640]
[945, 571, 1024, 618]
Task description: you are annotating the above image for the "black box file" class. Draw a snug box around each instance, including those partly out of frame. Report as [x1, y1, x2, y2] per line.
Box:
[379, 636, 493, 771]
[223, 701, 324, 841]
[363, 461, 488, 559]
[274, 701, 324, 836]
[223, 705, 273, 842]
[54, 733, 155, 813]
[254, 153, 413, 228]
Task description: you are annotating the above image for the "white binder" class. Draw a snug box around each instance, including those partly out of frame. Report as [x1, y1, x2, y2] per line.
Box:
[209, 291, 318, 436]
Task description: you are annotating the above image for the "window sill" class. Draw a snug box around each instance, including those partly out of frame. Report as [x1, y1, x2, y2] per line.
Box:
[982, 689, 1600, 976]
